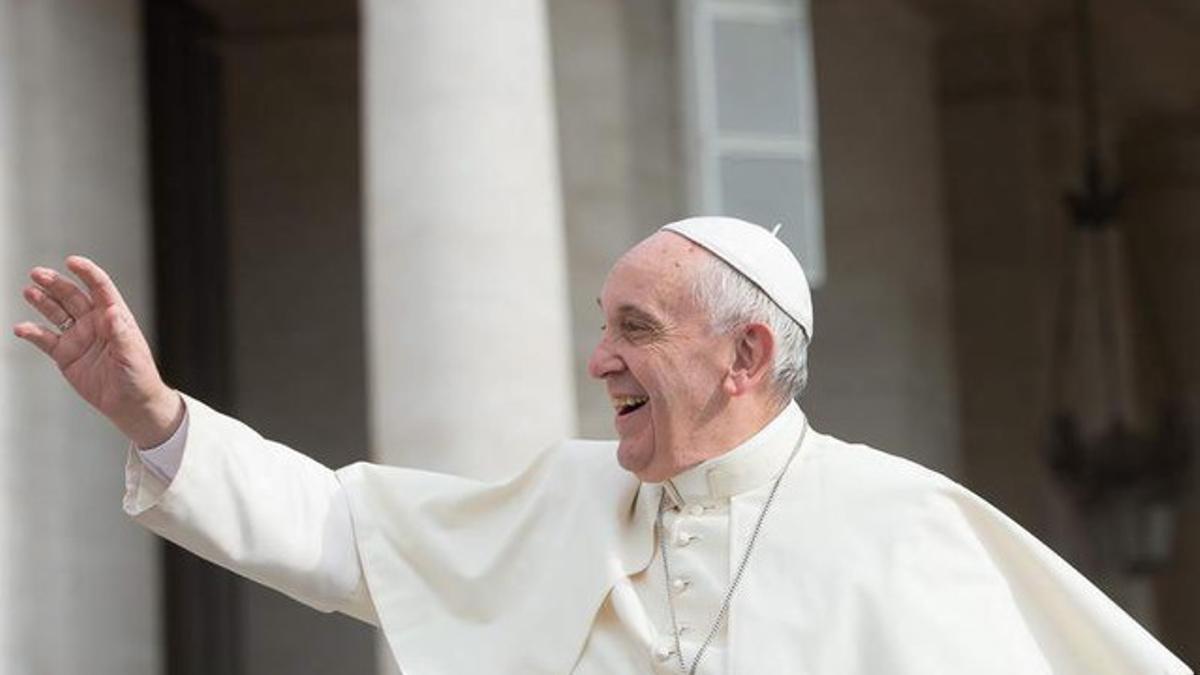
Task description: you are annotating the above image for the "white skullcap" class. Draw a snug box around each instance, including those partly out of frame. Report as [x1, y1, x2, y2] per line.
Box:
[661, 216, 814, 339]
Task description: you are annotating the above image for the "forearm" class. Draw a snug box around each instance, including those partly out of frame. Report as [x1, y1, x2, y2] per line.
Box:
[124, 393, 377, 624]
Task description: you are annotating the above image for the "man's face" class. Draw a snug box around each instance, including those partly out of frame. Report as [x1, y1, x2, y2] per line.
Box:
[588, 232, 735, 481]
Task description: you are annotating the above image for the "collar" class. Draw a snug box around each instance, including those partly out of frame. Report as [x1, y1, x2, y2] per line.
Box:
[658, 401, 806, 509]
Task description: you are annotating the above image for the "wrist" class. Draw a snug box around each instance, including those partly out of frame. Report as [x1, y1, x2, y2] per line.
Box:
[125, 388, 185, 449]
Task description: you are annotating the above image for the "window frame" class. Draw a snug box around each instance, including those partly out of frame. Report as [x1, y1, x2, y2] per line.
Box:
[677, 0, 826, 285]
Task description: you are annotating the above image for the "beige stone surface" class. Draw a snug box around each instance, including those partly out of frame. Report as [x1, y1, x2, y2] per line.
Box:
[0, 1, 158, 672]
[362, 0, 576, 480]
[549, 0, 686, 439]
[804, 0, 962, 476]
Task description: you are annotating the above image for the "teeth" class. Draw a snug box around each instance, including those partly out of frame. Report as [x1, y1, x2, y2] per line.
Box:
[612, 395, 649, 411]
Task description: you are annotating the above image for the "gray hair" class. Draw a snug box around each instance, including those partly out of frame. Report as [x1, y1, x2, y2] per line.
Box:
[691, 254, 810, 403]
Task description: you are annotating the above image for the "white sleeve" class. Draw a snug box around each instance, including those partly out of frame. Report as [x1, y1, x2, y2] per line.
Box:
[136, 405, 189, 482]
[123, 393, 377, 625]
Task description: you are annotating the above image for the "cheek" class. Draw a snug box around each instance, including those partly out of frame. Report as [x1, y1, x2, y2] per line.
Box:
[668, 345, 730, 401]
[631, 338, 728, 403]
[646, 362, 710, 409]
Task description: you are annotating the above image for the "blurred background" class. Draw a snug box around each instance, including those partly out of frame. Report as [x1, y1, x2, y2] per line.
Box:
[1, 0, 1197, 673]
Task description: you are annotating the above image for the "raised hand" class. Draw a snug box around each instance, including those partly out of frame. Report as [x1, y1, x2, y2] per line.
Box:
[13, 256, 183, 448]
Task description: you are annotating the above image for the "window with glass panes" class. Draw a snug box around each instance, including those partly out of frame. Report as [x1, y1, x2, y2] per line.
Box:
[678, 0, 825, 285]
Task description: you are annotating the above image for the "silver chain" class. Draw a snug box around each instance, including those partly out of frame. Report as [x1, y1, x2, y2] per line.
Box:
[656, 424, 807, 675]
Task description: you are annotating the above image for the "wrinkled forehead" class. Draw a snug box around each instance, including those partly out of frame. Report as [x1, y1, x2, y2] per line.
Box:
[600, 231, 715, 312]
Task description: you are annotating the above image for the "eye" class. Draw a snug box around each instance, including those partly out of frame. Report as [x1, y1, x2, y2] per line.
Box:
[621, 319, 659, 342]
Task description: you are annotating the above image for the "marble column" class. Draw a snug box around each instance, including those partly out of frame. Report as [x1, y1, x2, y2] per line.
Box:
[0, 1, 158, 673]
[361, 1, 576, 478]
[362, 7, 574, 667]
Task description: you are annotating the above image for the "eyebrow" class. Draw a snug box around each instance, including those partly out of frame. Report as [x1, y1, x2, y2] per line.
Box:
[614, 304, 663, 327]
[596, 298, 664, 327]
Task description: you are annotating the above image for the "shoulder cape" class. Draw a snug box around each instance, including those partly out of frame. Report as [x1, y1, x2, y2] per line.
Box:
[337, 431, 1191, 675]
[336, 441, 657, 675]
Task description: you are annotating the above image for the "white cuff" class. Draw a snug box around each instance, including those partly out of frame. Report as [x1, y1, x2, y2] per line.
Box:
[136, 404, 190, 483]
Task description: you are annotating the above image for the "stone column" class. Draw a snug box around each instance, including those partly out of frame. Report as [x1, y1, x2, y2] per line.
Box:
[1123, 118, 1200, 665]
[361, 1, 576, 479]
[362, 7, 574, 668]
[0, 1, 158, 673]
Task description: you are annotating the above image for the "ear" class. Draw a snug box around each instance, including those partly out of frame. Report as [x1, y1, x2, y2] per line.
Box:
[722, 322, 775, 397]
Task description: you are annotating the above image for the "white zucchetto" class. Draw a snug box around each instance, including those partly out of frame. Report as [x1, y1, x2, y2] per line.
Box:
[661, 216, 814, 339]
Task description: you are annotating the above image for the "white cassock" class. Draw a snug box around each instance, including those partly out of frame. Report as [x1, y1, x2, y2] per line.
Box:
[125, 394, 1192, 675]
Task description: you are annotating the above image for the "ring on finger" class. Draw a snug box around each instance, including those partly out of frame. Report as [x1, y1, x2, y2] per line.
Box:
[57, 316, 76, 332]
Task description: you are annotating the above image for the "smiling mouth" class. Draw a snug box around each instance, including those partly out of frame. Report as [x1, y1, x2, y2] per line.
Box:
[613, 395, 649, 416]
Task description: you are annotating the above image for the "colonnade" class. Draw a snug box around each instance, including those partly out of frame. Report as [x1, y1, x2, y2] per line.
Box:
[1, 1, 574, 672]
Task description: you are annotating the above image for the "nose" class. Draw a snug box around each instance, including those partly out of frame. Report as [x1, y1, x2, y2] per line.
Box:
[587, 336, 623, 380]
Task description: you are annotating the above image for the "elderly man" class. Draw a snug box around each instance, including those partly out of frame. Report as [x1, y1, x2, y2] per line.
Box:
[14, 217, 1191, 674]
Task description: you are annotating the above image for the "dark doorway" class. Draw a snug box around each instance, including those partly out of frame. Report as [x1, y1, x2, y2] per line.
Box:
[142, 1, 373, 673]
[143, 2, 243, 675]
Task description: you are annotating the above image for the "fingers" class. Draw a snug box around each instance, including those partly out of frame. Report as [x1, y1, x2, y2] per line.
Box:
[30, 266, 93, 318]
[102, 303, 137, 348]
[22, 285, 73, 328]
[12, 321, 59, 357]
[66, 255, 126, 309]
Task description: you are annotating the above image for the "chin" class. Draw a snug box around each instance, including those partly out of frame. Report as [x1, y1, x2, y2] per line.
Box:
[616, 438, 653, 476]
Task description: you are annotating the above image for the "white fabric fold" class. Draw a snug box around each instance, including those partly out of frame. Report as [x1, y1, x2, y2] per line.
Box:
[122, 394, 1193, 675]
[124, 394, 374, 623]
